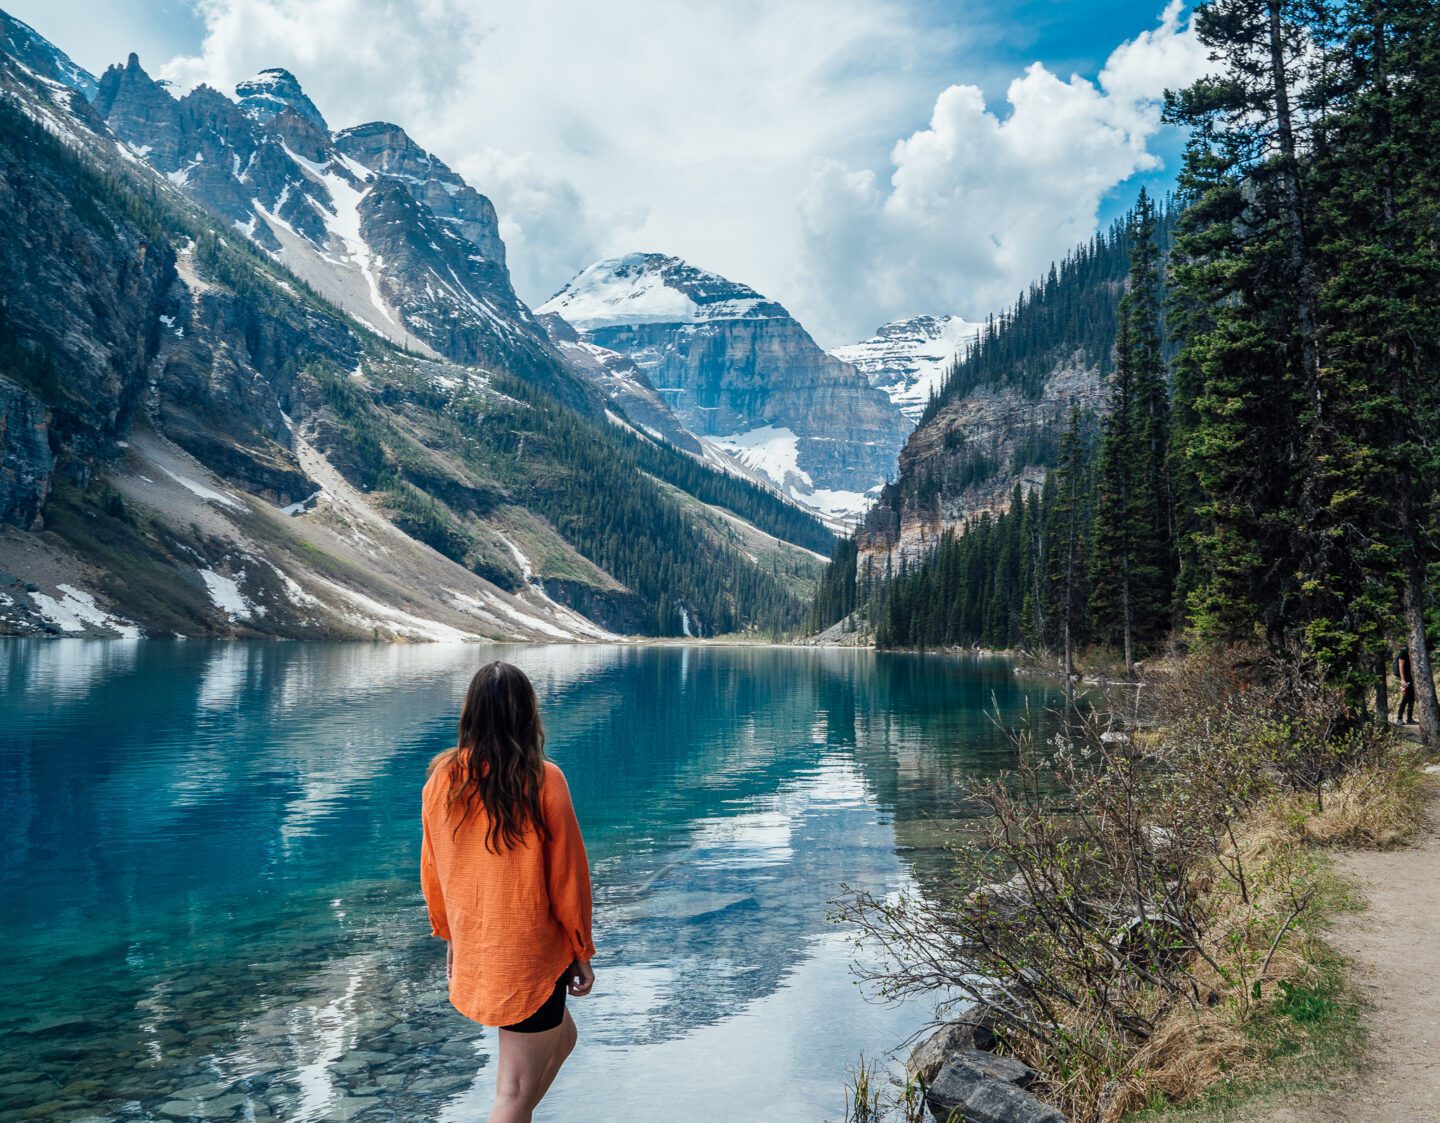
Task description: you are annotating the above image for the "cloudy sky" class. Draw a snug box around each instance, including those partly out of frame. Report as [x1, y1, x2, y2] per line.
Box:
[9, 0, 1210, 346]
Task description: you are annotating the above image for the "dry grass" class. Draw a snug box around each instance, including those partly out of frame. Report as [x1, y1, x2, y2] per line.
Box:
[1264, 760, 1428, 849]
[1106, 761, 1428, 1120]
[987, 818, 1334, 1122]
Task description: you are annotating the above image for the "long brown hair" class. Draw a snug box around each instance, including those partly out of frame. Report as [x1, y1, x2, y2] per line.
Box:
[431, 661, 550, 853]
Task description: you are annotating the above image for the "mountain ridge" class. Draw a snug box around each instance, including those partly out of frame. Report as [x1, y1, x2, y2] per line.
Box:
[0, 13, 832, 641]
[851, 211, 1175, 581]
[541, 252, 910, 521]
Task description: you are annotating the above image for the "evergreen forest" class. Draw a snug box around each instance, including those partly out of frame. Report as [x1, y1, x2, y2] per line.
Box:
[815, 0, 1440, 736]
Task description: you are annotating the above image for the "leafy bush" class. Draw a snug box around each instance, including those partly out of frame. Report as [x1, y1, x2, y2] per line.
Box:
[836, 646, 1424, 1122]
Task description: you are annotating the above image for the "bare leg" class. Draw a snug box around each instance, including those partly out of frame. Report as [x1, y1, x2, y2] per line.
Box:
[533, 1011, 577, 1104]
[488, 1015, 578, 1123]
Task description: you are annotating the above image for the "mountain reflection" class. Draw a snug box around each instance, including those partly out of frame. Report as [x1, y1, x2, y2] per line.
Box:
[0, 640, 1056, 1123]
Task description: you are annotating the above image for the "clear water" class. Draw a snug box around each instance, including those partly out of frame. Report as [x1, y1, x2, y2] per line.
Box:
[0, 641, 1056, 1122]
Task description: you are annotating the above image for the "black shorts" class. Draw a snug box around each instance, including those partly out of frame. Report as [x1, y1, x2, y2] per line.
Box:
[500, 974, 567, 1033]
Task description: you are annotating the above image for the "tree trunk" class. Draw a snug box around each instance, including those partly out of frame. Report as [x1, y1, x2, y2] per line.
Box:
[1064, 616, 1075, 713]
[1121, 549, 1134, 678]
[1402, 556, 1440, 747]
[1064, 523, 1078, 713]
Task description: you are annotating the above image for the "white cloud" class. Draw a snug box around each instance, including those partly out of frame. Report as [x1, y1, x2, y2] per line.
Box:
[793, 1, 1208, 344]
[457, 149, 614, 310]
[151, 0, 1205, 347]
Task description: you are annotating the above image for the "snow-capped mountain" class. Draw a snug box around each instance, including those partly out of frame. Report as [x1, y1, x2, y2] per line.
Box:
[0, 13, 835, 642]
[0, 9, 95, 99]
[541, 253, 910, 521]
[90, 53, 592, 411]
[832, 314, 983, 423]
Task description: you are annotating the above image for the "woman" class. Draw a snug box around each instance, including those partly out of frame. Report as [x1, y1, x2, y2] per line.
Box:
[422, 661, 596, 1123]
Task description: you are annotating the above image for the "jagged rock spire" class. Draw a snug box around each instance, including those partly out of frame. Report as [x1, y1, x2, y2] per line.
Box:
[235, 67, 329, 132]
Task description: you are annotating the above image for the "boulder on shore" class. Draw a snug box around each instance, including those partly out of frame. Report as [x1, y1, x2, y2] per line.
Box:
[925, 1050, 1065, 1123]
[906, 1016, 1000, 1084]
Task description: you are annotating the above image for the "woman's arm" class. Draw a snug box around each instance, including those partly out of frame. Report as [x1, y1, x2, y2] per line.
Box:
[420, 814, 451, 940]
[542, 765, 595, 964]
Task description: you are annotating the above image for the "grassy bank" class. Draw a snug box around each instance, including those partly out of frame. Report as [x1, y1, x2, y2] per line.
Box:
[838, 647, 1433, 1122]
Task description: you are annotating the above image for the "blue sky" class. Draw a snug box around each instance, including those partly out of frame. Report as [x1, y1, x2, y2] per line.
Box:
[7, 0, 1206, 344]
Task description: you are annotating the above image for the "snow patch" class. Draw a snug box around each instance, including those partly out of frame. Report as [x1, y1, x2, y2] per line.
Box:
[285, 144, 403, 335]
[483, 592, 575, 640]
[712, 425, 810, 490]
[275, 569, 320, 608]
[156, 463, 243, 509]
[497, 534, 536, 583]
[201, 569, 263, 621]
[801, 487, 875, 520]
[30, 584, 140, 638]
[310, 576, 473, 642]
[281, 489, 324, 516]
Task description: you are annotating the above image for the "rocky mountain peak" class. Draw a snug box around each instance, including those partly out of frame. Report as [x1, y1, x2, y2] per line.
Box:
[235, 67, 328, 132]
[542, 253, 909, 516]
[833, 313, 983, 423]
[539, 252, 782, 332]
[334, 121, 505, 264]
[94, 52, 184, 170]
[0, 11, 98, 98]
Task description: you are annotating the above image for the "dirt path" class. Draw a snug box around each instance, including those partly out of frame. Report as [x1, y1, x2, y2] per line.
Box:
[1257, 778, 1440, 1122]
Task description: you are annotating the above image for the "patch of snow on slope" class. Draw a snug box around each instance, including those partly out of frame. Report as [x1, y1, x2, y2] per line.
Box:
[603, 408, 650, 441]
[157, 464, 243, 509]
[275, 568, 320, 608]
[496, 533, 536, 583]
[483, 593, 575, 641]
[281, 489, 324, 516]
[803, 487, 876, 520]
[310, 575, 474, 642]
[30, 585, 141, 638]
[712, 425, 810, 490]
[284, 144, 401, 335]
[201, 569, 263, 621]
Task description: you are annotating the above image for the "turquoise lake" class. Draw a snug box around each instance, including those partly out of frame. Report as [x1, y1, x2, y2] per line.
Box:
[0, 641, 1058, 1122]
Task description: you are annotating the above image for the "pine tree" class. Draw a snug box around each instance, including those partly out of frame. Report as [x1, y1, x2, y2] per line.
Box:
[1311, 0, 1440, 733]
[1051, 409, 1092, 707]
[1164, 0, 1325, 648]
[1089, 190, 1174, 674]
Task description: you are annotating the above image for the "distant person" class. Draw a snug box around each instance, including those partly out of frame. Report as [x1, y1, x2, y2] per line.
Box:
[422, 661, 595, 1123]
[1396, 646, 1417, 725]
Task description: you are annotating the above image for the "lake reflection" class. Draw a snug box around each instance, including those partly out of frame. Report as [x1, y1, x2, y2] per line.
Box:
[0, 641, 1056, 1122]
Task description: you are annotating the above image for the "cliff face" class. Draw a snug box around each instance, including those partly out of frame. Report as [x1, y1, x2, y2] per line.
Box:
[0, 54, 176, 509]
[91, 54, 593, 412]
[541, 253, 909, 519]
[860, 357, 1109, 571]
[334, 121, 507, 266]
[0, 377, 52, 528]
[537, 313, 702, 454]
[856, 218, 1156, 575]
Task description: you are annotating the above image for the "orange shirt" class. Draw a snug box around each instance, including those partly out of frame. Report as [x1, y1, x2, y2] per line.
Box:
[421, 756, 595, 1026]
